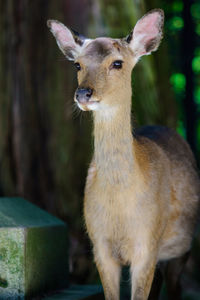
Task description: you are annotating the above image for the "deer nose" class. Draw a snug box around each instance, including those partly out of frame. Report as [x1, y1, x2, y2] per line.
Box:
[75, 88, 93, 103]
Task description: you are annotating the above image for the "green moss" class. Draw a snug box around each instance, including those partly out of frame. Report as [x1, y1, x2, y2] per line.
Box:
[0, 277, 8, 289]
[0, 248, 7, 261]
[0, 228, 25, 299]
[0, 198, 68, 298]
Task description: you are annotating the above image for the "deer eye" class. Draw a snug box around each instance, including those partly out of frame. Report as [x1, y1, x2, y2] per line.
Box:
[111, 60, 123, 69]
[74, 62, 81, 71]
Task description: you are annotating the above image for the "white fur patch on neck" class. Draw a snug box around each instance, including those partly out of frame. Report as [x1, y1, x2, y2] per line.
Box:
[94, 103, 118, 122]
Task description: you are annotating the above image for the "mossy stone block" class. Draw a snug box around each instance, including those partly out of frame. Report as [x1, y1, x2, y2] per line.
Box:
[0, 197, 68, 299]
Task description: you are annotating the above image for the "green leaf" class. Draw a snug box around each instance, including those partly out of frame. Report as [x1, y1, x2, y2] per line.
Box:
[170, 73, 186, 93]
[191, 3, 200, 20]
[192, 56, 200, 73]
[168, 16, 184, 31]
[194, 86, 200, 105]
[172, 1, 183, 13]
[176, 120, 186, 138]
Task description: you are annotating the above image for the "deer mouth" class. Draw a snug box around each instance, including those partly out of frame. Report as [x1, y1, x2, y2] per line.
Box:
[75, 99, 100, 111]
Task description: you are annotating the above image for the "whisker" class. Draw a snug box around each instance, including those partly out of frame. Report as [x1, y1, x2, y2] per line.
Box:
[72, 102, 82, 119]
[57, 57, 68, 62]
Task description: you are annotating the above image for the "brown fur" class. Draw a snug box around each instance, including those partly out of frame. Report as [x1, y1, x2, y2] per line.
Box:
[81, 33, 199, 300]
[48, 9, 200, 300]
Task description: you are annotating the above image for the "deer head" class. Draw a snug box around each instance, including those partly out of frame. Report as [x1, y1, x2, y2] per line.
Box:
[47, 9, 164, 113]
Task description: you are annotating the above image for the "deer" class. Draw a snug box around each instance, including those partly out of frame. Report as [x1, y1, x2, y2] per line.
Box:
[47, 9, 200, 300]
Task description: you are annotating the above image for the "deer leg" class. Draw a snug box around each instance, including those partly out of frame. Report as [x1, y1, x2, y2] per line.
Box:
[148, 265, 163, 300]
[130, 251, 157, 300]
[93, 244, 121, 300]
[164, 251, 190, 300]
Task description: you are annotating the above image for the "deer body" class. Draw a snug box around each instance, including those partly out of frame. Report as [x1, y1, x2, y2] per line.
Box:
[48, 9, 200, 300]
[84, 117, 198, 299]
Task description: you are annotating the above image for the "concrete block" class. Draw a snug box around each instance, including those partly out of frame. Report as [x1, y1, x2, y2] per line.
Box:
[0, 197, 68, 299]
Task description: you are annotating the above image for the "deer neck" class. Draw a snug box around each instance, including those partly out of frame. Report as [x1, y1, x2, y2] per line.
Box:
[93, 90, 134, 186]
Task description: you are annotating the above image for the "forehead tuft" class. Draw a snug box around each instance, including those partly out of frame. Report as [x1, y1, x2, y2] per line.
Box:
[82, 38, 120, 59]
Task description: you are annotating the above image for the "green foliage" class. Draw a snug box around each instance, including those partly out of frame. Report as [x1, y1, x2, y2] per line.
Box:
[195, 23, 200, 36]
[169, 72, 186, 139]
[191, 3, 200, 20]
[167, 16, 184, 31]
[192, 56, 200, 73]
[194, 86, 200, 106]
[197, 120, 200, 152]
[176, 119, 186, 138]
[172, 1, 183, 12]
[191, 3, 200, 36]
[170, 73, 186, 94]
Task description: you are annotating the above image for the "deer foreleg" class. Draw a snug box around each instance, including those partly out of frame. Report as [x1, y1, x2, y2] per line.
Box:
[131, 248, 157, 300]
[93, 243, 121, 300]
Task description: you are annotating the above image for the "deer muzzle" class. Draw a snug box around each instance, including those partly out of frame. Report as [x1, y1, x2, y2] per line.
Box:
[75, 87, 93, 104]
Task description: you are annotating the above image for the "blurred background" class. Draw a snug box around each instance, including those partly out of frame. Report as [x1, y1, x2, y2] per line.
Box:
[0, 0, 200, 291]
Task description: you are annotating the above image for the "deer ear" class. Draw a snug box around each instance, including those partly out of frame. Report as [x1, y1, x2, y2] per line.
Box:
[47, 20, 85, 60]
[126, 9, 164, 61]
